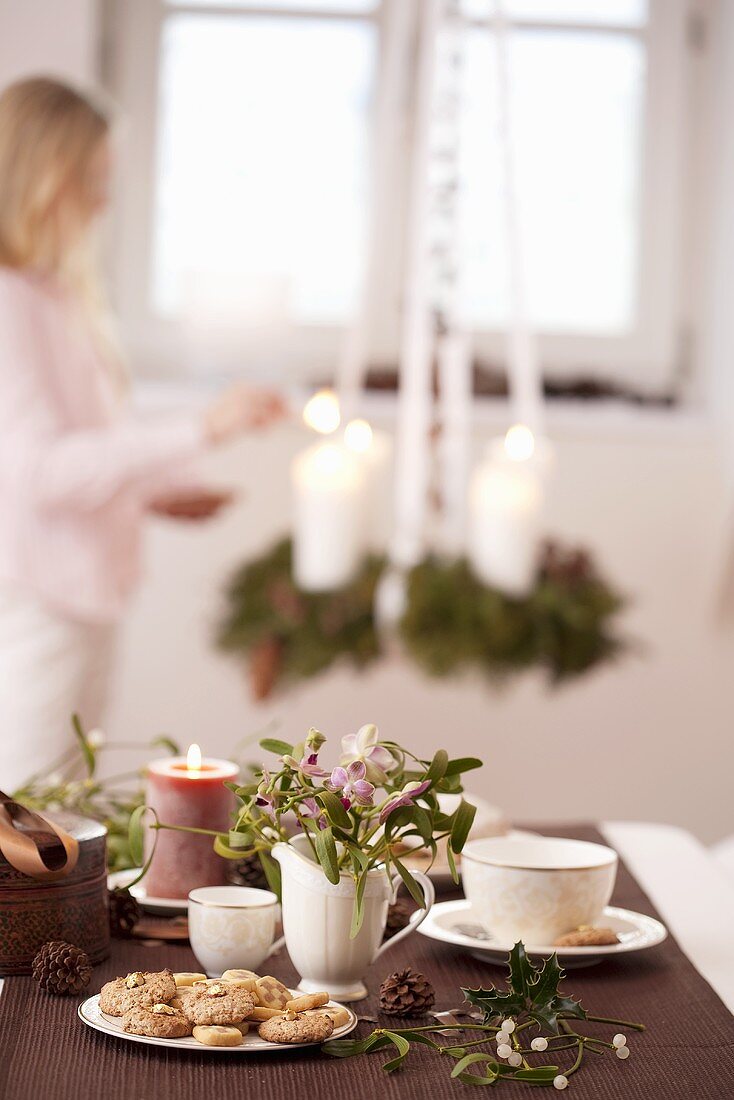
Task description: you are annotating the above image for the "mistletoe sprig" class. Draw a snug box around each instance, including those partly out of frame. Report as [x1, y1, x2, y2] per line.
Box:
[324, 943, 645, 1089]
[133, 724, 481, 936]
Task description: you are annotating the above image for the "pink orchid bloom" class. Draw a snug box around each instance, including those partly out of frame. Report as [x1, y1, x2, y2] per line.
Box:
[299, 797, 327, 829]
[379, 779, 431, 824]
[325, 760, 375, 808]
[255, 770, 276, 817]
[299, 752, 328, 779]
[340, 724, 396, 784]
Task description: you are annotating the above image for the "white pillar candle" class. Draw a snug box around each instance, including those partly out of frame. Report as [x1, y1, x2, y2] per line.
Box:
[292, 441, 366, 592]
[468, 426, 545, 596]
[344, 419, 393, 552]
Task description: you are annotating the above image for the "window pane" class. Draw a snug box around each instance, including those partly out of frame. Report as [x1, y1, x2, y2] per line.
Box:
[460, 0, 647, 26]
[456, 29, 645, 333]
[152, 14, 375, 324]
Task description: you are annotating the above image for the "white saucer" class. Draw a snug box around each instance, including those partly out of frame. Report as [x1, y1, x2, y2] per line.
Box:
[108, 869, 188, 916]
[418, 900, 668, 968]
[78, 991, 357, 1053]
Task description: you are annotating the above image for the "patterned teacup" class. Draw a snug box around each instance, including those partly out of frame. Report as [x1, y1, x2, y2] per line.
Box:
[188, 886, 284, 976]
[461, 836, 618, 945]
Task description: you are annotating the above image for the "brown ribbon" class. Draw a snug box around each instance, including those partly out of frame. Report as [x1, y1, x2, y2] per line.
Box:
[0, 790, 79, 881]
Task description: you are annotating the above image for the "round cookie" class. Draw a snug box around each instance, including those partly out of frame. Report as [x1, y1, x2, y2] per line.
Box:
[122, 1003, 192, 1039]
[193, 1025, 244, 1047]
[221, 969, 259, 991]
[258, 1012, 334, 1045]
[173, 972, 207, 987]
[100, 969, 176, 1016]
[254, 975, 291, 1010]
[178, 982, 254, 1026]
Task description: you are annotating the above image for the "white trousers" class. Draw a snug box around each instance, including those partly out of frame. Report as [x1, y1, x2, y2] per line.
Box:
[0, 585, 117, 793]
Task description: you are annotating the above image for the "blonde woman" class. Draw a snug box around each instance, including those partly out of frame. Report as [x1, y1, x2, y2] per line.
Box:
[0, 77, 286, 791]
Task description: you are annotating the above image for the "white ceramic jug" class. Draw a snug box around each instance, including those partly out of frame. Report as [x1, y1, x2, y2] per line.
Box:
[272, 835, 435, 1001]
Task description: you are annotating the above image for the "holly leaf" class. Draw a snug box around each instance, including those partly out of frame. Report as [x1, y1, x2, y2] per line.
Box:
[461, 985, 525, 1022]
[508, 941, 536, 999]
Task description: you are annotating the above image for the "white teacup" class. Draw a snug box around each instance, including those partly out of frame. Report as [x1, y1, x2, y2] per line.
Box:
[461, 836, 618, 945]
[188, 886, 284, 976]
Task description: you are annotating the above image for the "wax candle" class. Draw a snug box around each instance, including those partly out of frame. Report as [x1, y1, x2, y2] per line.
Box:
[292, 441, 366, 591]
[468, 425, 545, 596]
[145, 745, 238, 899]
[344, 419, 392, 552]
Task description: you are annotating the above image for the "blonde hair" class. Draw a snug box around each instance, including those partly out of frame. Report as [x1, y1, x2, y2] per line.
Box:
[0, 77, 125, 387]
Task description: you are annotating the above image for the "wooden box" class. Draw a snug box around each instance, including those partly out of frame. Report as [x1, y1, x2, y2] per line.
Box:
[0, 811, 110, 975]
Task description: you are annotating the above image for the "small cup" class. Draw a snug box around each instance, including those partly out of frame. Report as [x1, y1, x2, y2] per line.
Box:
[461, 836, 618, 945]
[188, 886, 283, 976]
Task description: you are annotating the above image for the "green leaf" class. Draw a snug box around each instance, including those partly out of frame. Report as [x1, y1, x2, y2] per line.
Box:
[316, 789, 352, 830]
[381, 1031, 411, 1073]
[259, 738, 293, 756]
[444, 756, 483, 777]
[258, 849, 281, 899]
[449, 798, 477, 853]
[150, 736, 180, 756]
[314, 826, 340, 885]
[451, 1053, 498, 1083]
[392, 856, 428, 908]
[350, 871, 368, 939]
[508, 941, 534, 999]
[213, 834, 247, 860]
[512, 1067, 561, 1082]
[71, 714, 95, 778]
[128, 805, 149, 867]
[425, 749, 449, 784]
[227, 829, 251, 849]
[446, 842, 459, 885]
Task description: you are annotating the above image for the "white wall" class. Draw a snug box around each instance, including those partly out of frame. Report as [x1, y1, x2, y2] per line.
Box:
[0, 0, 98, 87]
[106, 408, 734, 845]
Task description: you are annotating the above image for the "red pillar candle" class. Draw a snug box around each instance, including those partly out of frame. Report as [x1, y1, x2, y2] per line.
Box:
[144, 745, 238, 900]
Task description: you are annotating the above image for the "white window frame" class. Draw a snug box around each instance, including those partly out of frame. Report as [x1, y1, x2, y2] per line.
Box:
[106, 0, 700, 395]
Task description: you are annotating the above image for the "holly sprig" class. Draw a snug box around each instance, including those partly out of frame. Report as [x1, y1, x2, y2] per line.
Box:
[323, 942, 645, 1089]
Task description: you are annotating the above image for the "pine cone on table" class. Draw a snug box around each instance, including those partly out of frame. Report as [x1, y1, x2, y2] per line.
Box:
[108, 888, 141, 937]
[226, 852, 269, 891]
[383, 898, 414, 941]
[379, 968, 435, 1016]
[31, 941, 92, 995]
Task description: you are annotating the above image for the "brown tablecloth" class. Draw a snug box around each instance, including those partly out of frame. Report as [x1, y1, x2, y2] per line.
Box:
[1, 825, 732, 1100]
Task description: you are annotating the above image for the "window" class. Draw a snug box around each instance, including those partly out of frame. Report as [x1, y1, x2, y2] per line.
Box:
[109, 0, 696, 393]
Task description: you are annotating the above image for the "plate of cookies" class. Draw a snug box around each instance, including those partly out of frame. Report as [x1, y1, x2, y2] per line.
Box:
[78, 967, 358, 1052]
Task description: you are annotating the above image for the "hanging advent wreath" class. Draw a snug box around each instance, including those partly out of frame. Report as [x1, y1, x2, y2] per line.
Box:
[216, 538, 626, 700]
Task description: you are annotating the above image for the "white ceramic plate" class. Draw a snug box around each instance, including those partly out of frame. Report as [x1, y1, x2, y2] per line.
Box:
[417, 900, 668, 967]
[78, 992, 358, 1053]
[108, 870, 188, 916]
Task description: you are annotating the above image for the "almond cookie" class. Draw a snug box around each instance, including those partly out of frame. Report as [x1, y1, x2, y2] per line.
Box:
[100, 969, 176, 1016]
[258, 1011, 334, 1045]
[192, 1025, 244, 1047]
[254, 975, 291, 1010]
[554, 926, 619, 947]
[178, 981, 254, 1025]
[122, 1002, 192, 1039]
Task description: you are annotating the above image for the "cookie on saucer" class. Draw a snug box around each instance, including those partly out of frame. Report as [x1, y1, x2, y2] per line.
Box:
[178, 981, 254, 1025]
[100, 969, 176, 1016]
[554, 926, 619, 947]
[258, 1012, 334, 1045]
[122, 1002, 192, 1039]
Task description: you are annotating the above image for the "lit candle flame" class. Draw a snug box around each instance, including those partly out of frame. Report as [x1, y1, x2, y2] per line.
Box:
[344, 418, 373, 453]
[186, 743, 202, 772]
[504, 424, 535, 462]
[303, 389, 340, 435]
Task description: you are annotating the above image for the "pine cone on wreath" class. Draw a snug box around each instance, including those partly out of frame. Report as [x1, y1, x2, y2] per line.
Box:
[379, 968, 435, 1016]
[108, 887, 141, 938]
[226, 851, 269, 891]
[382, 898, 414, 941]
[31, 940, 92, 996]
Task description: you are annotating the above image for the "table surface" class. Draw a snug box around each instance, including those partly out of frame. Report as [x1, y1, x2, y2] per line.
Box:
[2, 820, 733, 1011]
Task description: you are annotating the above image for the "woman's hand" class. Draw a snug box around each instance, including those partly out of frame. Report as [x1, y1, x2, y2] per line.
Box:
[204, 384, 289, 445]
[148, 489, 234, 521]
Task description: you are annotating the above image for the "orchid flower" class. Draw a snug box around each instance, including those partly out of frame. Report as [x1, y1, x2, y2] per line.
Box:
[325, 760, 375, 809]
[255, 769, 276, 817]
[340, 724, 396, 785]
[299, 752, 328, 779]
[378, 779, 431, 824]
[299, 797, 327, 829]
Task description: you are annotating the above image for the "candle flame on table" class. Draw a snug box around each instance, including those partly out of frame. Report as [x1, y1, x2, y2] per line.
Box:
[504, 424, 535, 462]
[186, 743, 202, 772]
[344, 418, 373, 453]
[303, 389, 340, 434]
